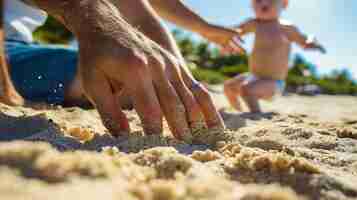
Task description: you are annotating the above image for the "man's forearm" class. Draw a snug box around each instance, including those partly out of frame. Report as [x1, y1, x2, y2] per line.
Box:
[0, 3, 17, 94]
[0, 43, 11, 94]
[149, 0, 211, 34]
[0, 2, 10, 92]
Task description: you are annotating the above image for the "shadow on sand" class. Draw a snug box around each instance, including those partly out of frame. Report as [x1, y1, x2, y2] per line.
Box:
[0, 110, 278, 153]
[219, 109, 278, 131]
[0, 112, 209, 153]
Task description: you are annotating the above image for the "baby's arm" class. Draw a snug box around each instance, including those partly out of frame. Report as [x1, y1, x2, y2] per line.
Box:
[233, 18, 257, 36]
[285, 24, 326, 54]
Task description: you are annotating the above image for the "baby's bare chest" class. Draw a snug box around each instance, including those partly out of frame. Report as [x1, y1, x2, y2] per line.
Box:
[254, 24, 290, 48]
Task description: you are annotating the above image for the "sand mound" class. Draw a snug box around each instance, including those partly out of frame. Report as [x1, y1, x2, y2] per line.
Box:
[0, 100, 356, 200]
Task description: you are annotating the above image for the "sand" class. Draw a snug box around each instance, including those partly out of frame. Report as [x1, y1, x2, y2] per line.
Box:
[0, 91, 356, 200]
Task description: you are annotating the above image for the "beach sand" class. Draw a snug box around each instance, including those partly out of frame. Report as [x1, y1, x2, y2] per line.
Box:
[0, 90, 356, 200]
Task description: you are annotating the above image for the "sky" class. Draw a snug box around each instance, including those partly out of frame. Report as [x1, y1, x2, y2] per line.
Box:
[167, 0, 357, 80]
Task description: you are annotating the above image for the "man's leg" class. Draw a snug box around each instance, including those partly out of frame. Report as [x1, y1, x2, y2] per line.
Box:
[240, 79, 277, 113]
[5, 42, 81, 105]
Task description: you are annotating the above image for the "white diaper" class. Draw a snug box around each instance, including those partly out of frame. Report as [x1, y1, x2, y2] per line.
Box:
[242, 73, 286, 100]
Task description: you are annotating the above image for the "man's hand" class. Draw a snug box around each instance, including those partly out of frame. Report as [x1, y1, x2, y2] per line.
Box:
[64, 0, 196, 140]
[149, 0, 245, 55]
[29, 0, 226, 140]
[113, 0, 226, 140]
[200, 24, 246, 55]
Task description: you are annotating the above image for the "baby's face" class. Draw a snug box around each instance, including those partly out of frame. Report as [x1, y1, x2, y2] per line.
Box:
[252, 0, 285, 20]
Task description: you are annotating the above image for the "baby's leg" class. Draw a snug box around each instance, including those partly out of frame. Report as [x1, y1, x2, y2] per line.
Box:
[223, 75, 246, 111]
[240, 79, 277, 113]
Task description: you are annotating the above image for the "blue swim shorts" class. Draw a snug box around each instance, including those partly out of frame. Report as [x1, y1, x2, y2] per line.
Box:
[5, 40, 78, 105]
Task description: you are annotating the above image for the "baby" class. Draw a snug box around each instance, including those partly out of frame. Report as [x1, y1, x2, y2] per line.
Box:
[224, 0, 326, 113]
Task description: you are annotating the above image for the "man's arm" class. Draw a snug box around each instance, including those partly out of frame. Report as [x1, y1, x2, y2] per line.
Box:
[0, 2, 25, 106]
[149, 0, 245, 54]
[149, 0, 210, 33]
[233, 18, 257, 36]
[20, 0, 37, 6]
[285, 24, 326, 54]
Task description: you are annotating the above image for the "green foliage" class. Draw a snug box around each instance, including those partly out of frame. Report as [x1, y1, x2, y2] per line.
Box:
[191, 67, 227, 84]
[186, 63, 225, 84]
[33, 16, 73, 44]
[311, 71, 357, 95]
[32, 21, 357, 95]
[219, 64, 248, 77]
[286, 56, 357, 95]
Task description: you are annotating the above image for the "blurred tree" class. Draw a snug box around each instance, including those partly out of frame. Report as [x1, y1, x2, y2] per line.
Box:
[289, 55, 311, 77]
[33, 16, 73, 44]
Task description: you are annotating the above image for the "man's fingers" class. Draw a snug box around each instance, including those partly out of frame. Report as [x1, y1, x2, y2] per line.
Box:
[233, 35, 245, 44]
[229, 37, 246, 54]
[233, 36, 247, 54]
[181, 70, 225, 130]
[190, 82, 225, 129]
[220, 37, 246, 55]
[82, 70, 130, 137]
[123, 57, 163, 135]
[165, 58, 203, 132]
[149, 57, 191, 139]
